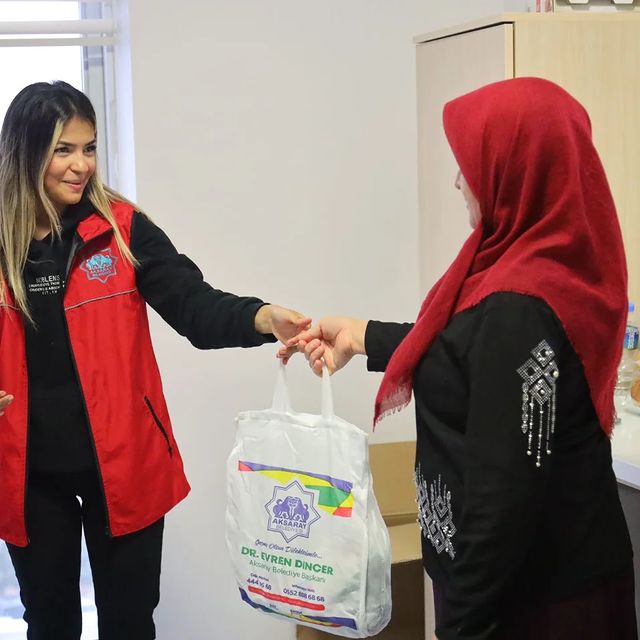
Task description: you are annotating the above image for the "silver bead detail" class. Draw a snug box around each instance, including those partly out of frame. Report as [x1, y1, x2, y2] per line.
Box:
[517, 340, 558, 470]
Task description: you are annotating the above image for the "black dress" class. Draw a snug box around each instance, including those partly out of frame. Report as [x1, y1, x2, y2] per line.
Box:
[366, 292, 637, 640]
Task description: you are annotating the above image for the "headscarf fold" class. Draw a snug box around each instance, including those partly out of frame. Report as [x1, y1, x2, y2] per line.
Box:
[375, 77, 627, 436]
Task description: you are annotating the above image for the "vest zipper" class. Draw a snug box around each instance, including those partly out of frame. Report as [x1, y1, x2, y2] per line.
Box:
[144, 396, 174, 457]
[65, 233, 85, 280]
[22, 230, 106, 544]
[63, 232, 113, 537]
[23, 368, 30, 545]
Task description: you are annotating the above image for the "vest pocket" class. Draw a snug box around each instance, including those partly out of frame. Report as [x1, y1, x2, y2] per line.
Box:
[143, 396, 174, 457]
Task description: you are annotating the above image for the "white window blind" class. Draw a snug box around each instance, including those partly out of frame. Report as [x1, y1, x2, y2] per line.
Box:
[0, 0, 113, 47]
[0, 0, 119, 185]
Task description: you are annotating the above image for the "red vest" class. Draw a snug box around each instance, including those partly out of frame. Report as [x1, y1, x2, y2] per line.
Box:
[0, 202, 190, 546]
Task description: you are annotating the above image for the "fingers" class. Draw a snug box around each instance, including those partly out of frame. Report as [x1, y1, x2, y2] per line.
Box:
[303, 340, 332, 378]
[276, 344, 300, 364]
[292, 315, 312, 329]
[277, 344, 302, 357]
[277, 328, 336, 377]
[304, 339, 324, 366]
[279, 336, 328, 375]
[278, 308, 311, 331]
[287, 326, 322, 347]
[0, 391, 14, 417]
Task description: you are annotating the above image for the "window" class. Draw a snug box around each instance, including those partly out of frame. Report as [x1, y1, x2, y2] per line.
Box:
[0, 0, 116, 181]
[0, 2, 115, 638]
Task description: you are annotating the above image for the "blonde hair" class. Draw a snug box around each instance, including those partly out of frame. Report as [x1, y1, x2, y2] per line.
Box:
[0, 81, 137, 324]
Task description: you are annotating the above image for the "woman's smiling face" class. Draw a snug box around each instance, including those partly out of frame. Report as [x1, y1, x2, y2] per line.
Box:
[44, 116, 97, 213]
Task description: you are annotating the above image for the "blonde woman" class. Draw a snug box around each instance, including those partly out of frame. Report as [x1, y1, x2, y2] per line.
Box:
[0, 80, 308, 640]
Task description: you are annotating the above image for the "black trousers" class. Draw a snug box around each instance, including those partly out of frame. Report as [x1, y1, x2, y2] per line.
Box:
[6, 470, 164, 640]
[433, 569, 638, 639]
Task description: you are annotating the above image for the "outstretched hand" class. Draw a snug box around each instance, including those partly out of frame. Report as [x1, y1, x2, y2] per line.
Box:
[255, 304, 311, 344]
[278, 316, 368, 376]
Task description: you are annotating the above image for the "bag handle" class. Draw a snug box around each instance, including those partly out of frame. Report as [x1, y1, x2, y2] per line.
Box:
[321, 364, 334, 419]
[271, 362, 291, 413]
[272, 362, 334, 419]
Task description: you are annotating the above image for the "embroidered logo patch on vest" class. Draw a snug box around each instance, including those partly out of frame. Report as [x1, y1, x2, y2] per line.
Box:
[80, 249, 118, 284]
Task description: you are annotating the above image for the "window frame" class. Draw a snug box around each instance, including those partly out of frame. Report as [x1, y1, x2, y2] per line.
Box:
[0, 0, 117, 184]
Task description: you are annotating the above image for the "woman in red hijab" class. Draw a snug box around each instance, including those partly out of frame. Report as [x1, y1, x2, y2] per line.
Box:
[285, 78, 637, 639]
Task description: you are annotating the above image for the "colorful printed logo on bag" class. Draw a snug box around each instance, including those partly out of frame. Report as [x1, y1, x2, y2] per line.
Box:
[238, 461, 354, 517]
[265, 480, 321, 543]
[80, 249, 118, 284]
[239, 588, 358, 630]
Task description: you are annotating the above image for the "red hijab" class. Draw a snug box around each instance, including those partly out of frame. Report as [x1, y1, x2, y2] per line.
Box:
[375, 77, 627, 435]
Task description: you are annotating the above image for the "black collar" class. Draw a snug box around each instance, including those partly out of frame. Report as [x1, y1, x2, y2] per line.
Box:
[60, 195, 96, 236]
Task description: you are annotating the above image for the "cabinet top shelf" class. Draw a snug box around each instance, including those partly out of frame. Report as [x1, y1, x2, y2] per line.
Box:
[414, 12, 640, 44]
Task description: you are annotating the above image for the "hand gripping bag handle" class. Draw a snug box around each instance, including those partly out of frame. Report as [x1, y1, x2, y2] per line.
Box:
[272, 362, 334, 419]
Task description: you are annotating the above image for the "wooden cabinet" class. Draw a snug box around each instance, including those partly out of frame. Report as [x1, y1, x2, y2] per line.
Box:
[415, 13, 640, 303]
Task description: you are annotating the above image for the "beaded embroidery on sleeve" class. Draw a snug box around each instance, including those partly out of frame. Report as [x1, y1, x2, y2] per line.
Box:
[415, 464, 457, 559]
[517, 340, 559, 468]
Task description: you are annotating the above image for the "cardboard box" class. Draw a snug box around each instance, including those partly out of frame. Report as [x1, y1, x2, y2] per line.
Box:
[297, 441, 424, 639]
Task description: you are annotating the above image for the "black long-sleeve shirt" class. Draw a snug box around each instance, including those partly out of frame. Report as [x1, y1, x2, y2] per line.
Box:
[23, 198, 275, 471]
[365, 292, 632, 640]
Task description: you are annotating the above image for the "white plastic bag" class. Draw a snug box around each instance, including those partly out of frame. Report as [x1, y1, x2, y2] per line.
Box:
[225, 365, 392, 637]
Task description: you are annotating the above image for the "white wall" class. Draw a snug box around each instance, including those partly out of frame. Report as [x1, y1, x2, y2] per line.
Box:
[114, 1, 526, 638]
